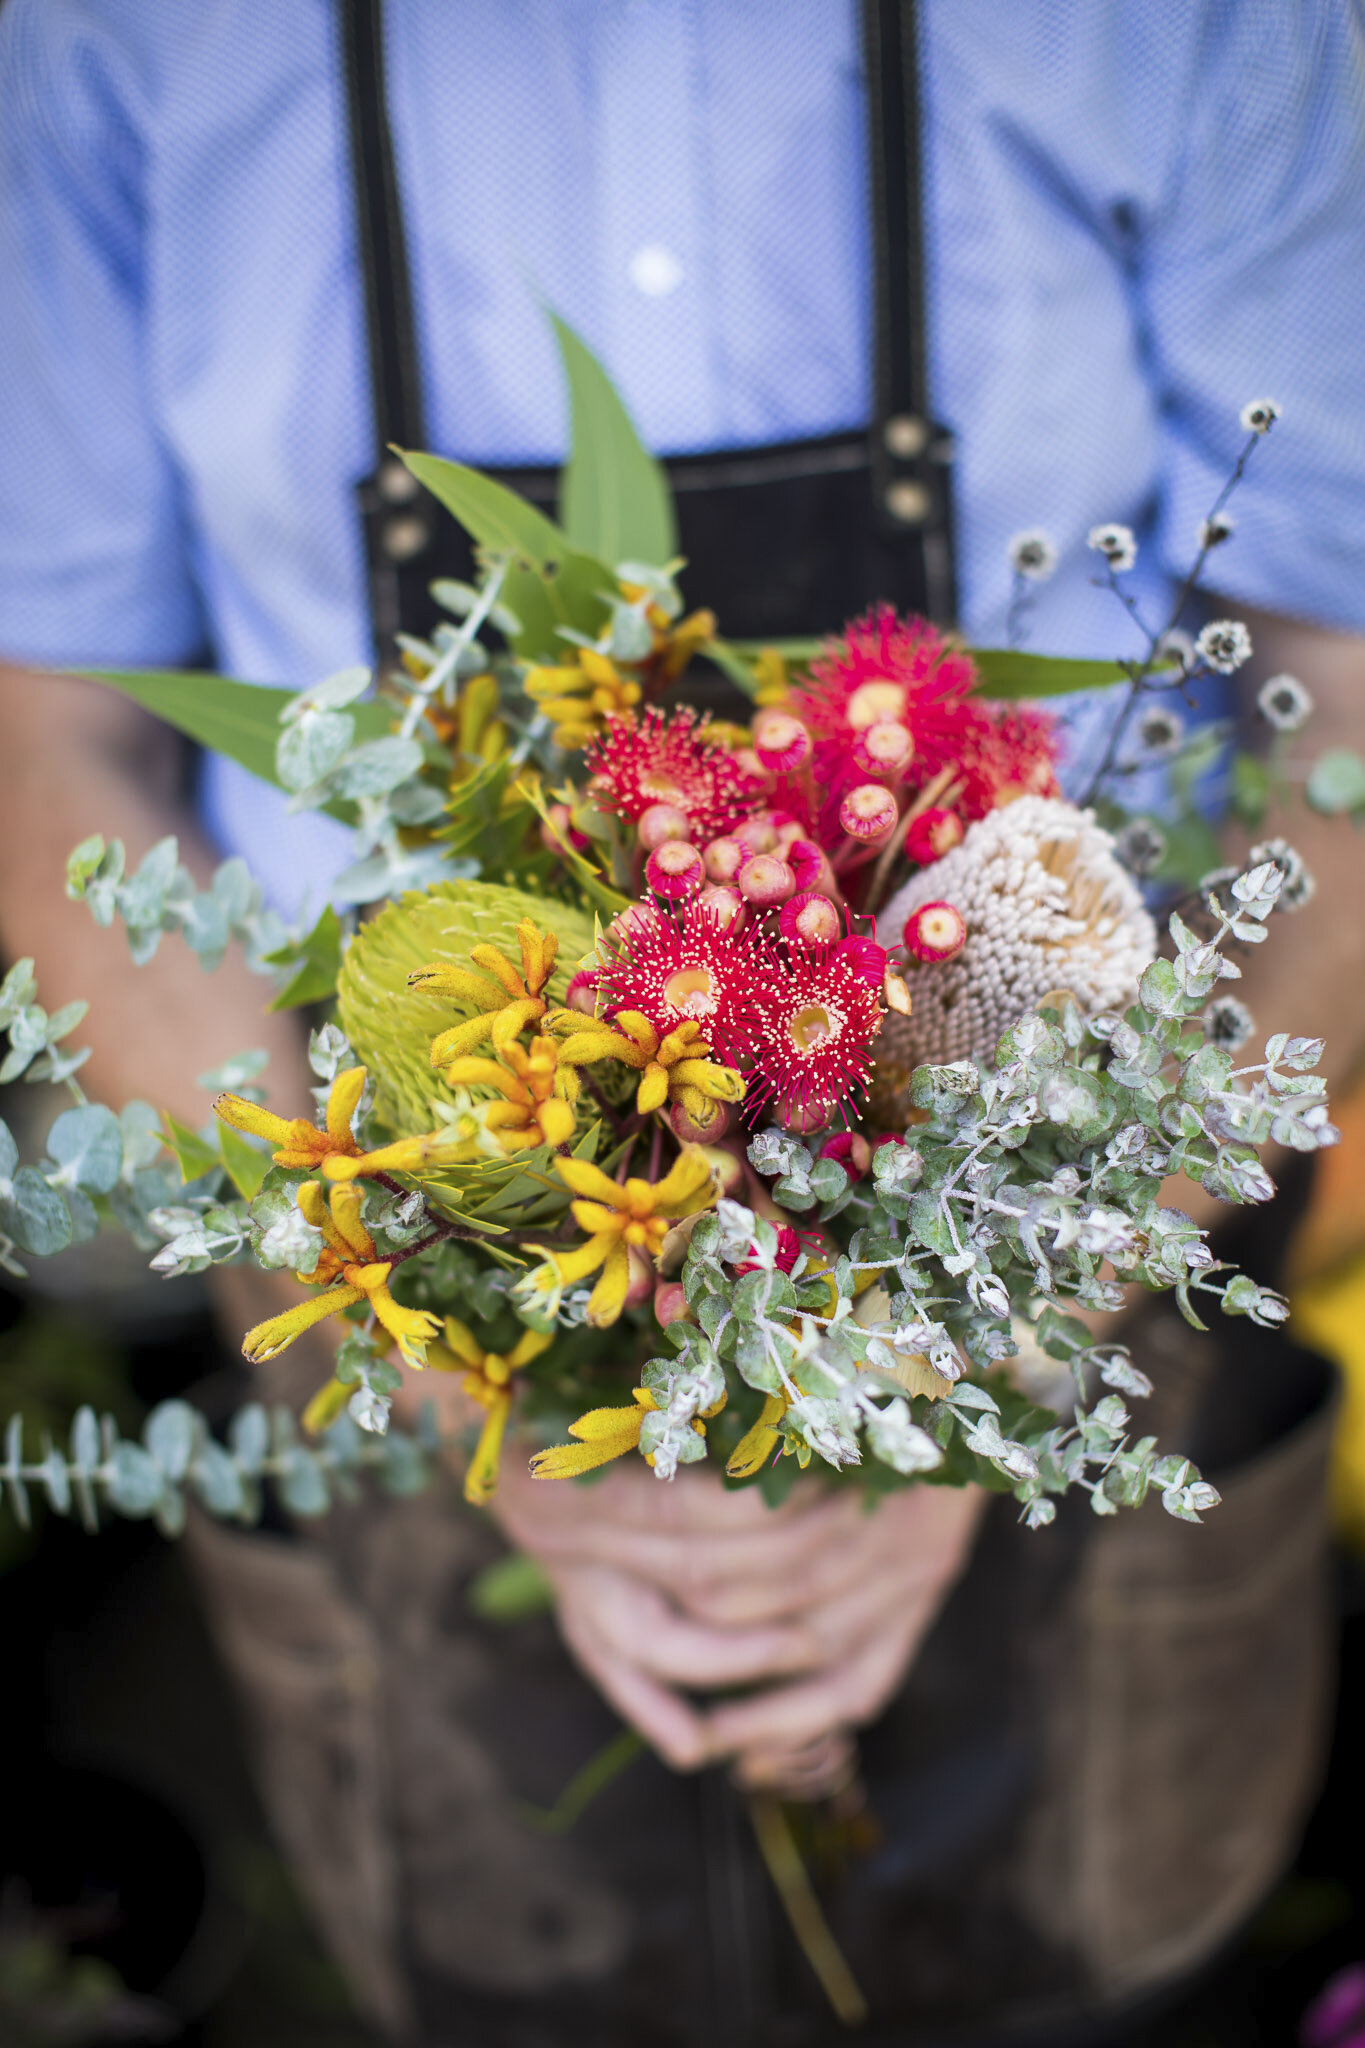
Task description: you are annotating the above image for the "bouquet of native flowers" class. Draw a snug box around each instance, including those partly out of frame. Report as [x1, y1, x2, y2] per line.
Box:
[0, 337, 1347, 1551]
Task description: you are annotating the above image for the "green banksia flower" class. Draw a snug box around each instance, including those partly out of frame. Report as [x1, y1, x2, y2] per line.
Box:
[338, 880, 598, 1133]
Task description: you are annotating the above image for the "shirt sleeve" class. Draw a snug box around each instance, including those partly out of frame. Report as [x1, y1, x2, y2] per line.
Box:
[0, 0, 207, 666]
[1142, 0, 1365, 632]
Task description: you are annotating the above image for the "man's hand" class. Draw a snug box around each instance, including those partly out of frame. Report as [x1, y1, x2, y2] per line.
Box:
[490, 1446, 984, 1788]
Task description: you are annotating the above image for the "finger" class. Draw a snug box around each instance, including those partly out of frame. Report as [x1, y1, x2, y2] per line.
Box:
[502, 1489, 868, 1607]
[702, 1612, 925, 1757]
[731, 1730, 858, 1797]
[680, 1480, 987, 1627]
[554, 1592, 711, 1772]
[497, 1453, 832, 1538]
[576, 1569, 821, 1688]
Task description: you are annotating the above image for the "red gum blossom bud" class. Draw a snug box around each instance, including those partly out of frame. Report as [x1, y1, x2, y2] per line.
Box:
[737, 853, 796, 907]
[839, 783, 899, 843]
[541, 803, 592, 855]
[654, 1281, 691, 1327]
[670, 1097, 734, 1144]
[622, 1245, 657, 1309]
[638, 802, 693, 850]
[735, 813, 782, 854]
[646, 841, 705, 899]
[819, 1132, 872, 1181]
[703, 836, 747, 882]
[853, 719, 915, 777]
[786, 838, 823, 889]
[903, 900, 967, 962]
[563, 968, 601, 1016]
[753, 711, 813, 773]
[698, 883, 745, 929]
[779, 892, 843, 946]
[905, 806, 965, 864]
[835, 934, 888, 985]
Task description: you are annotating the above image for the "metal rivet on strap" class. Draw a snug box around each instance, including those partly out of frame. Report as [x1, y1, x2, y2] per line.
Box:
[884, 413, 929, 459]
[382, 512, 430, 561]
[377, 455, 420, 504]
[884, 479, 932, 525]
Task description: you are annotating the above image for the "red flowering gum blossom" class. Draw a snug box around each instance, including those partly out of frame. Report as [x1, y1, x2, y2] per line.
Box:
[903, 901, 967, 963]
[746, 943, 883, 1130]
[603, 904, 762, 1060]
[839, 783, 899, 843]
[703, 836, 747, 883]
[786, 838, 824, 889]
[753, 710, 813, 774]
[563, 968, 601, 1016]
[584, 706, 764, 842]
[737, 853, 796, 907]
[645, 840, 705, 899]
[835, 934, 888, 986]
[638, 802, 693, 850]
[734, 1224, 805, 1277]
[852, 719, 915, 778]
[905, 806, 965, 864]
[697, 883, 745, 930]
[819, 1132, 872, 1181]
[779, 892, 843, 947]
[541, 803, 592, 856]
[798, 606, 975, 742]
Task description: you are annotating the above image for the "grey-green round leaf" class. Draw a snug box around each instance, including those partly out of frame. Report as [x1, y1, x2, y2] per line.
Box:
[1306, 746, 1365, 816]
[107, 1442, 167, 1517]
[1, 1168, 73, 1256]
[47, 1104, 123, 1193]
[192, 1440, 247, 1517]
[280, 1447, 330, 1516]
[144, 1400, 198, 1481]
[228, 1403, 269, 1475]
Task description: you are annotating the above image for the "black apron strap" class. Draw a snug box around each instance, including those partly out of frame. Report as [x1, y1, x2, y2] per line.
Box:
[339, 0, 956, 671]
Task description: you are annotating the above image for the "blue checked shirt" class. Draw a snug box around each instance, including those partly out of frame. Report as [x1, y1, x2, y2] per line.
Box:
[1, 0, 1363, 914]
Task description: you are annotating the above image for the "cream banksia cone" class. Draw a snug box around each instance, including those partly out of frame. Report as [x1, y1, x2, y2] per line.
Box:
[877, 797, 1158, 1069]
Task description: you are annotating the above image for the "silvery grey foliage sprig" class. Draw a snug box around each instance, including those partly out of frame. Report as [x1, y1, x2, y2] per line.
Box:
[65, 835, 287, 974]
[0, 1397, 441, 1540]
[652, 857, 1331, 1523]
[0, 967, 182, 1271]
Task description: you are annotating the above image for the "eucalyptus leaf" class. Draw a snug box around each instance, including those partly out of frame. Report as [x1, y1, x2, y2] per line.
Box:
[551, 312, 676, 567]
[46, 1103, 123, 1193]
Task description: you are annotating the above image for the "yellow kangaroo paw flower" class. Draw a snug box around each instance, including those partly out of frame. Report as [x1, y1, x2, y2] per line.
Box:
[324, 1067, 367, 1149]
[650, 1146, 718, 1217]
[585, 1243, 633, 1328]
[242, 1284, 366, 1363]
[612, 1011, 661, 1053]
[440, 1317, 487, 1368]
[212, 1094, 296, 1147]
[727, 1394, 790, 1479]
[538, 1097, 577, 1148]
[366, 1284, 441, 1369]
[468, 943, 528, 1001]
[490, 998, 546, 1053]
[302, 1375, 353, 1435]
[507, 1327, 555, 1369]
[636, 1064, 669, 1115]
[553, 1155, 631, 1207]
[464, 1387, 513, 1506]
[531, 1235, 614, 1288]
[439, 1056, 522, 1096]
[328, 1184, 377, 1262]
[670, 1058, 745, 1101]
[407, 963, 506, 1009]
[569, 1198, 628, 1237]
[529, 1389, 656, 1479]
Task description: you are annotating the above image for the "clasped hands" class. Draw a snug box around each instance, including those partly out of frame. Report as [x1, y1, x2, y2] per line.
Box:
[492, 1447, 984, 1792]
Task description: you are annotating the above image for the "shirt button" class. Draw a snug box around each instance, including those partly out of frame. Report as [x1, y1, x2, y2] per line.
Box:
[627, 244, 684, 297]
